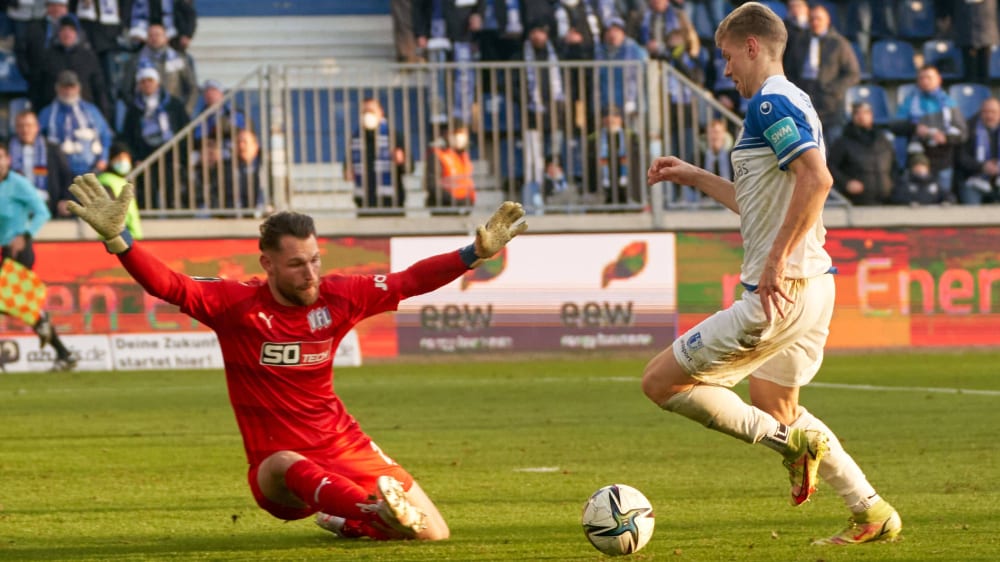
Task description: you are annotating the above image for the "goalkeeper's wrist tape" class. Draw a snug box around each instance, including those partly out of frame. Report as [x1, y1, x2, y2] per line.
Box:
[104, 228, 134, 255]
[459, 244, 479, 268]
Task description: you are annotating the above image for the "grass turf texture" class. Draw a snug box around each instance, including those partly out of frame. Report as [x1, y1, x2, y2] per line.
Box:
[1, 351, 999, 561]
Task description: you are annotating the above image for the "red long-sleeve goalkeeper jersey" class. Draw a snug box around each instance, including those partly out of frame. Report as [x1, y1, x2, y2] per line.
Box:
[119, 243, 469, 465]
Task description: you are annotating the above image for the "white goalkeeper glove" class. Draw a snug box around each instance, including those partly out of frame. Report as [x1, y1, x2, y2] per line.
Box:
[461, 201, 528, 267]
[66, 173, 135, 254]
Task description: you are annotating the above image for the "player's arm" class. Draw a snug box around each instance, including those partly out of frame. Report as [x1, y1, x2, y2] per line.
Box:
[757, 148, 832, 322]
[66, 174, 223, 325]
[647, 156, 739, 213]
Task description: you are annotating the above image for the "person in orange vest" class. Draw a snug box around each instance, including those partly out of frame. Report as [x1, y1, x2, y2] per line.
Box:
[426, 121, 476, 210]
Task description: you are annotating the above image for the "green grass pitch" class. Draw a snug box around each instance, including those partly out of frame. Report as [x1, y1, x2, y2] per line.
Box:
[1, 351, 999, 561]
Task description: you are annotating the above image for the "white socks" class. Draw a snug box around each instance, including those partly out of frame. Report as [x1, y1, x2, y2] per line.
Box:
[790, 407, 880, 513]
[662, 384, 787, 447]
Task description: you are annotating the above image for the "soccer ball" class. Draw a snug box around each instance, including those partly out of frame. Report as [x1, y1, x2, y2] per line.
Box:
[581, 484, 655, 556]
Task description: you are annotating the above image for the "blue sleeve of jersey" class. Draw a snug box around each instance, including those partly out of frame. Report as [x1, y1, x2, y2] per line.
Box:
[746, 93, 818, 170]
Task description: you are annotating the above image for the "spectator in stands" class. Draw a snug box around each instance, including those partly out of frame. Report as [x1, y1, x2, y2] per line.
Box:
[97, 142, 144, 239]
[781, 0, 809, 74]
[639, 0, 699, 62]
[945, 1, 999, 85]
[38, 70, 112, 178]
[845, 0, 895, 57]
[521, 19, 565, 214]
[957, 97, 1000, 205]
[193, 79, 248, 157]
[475, 0, 522, 65]
[426, 121, 476, 211]
[543, 154, 571, 204]
[189, 135, 232, 214]
[660, 28, 704, 165]
[895, 64, 967, 200]
[121, 66, 189, 209]
[828, 101, 897, 206]
[7, 0, 49, 52]
[785, 4, 859, 143]
[39, 14, 113, 122]
[593, 0, 643, 40]
[8, 109, 73, 219]
[595, 16, 646, 118]
[392, 0, 421, 63]
[236, 128, 267, 216]
[413, 0, 480, 123]
[347, 98, 406, 212]
[554, 0, 602, 131]
[122, 22, 198, 115]
[125, 0, 196, 53]
[585, 105, 641, 205]
[891, 152, 948, 206]
[705, 46, 742, 116]
[15, 0, 70, 112]
[701, 118, 732, 182]
[69, 0, 126, 88]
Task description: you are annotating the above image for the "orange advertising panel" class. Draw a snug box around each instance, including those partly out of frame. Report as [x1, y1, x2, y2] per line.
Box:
[676, 227, 1000, 349]
[7, 238, 397, 357]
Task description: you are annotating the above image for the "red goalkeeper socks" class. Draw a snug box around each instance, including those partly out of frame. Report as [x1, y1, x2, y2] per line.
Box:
[284, 459, 377, 521]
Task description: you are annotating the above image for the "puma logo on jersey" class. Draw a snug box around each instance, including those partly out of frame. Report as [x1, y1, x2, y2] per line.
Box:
[258, 312, 274, 330]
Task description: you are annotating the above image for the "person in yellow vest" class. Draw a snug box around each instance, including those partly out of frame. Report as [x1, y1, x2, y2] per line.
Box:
[426, 122, 476, 211]
[96, 143, 144, 240]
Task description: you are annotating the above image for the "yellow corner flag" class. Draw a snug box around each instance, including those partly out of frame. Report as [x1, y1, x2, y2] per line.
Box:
[0, 258, 46, 326]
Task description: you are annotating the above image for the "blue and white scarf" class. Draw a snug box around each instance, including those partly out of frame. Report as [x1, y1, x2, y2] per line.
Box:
[8, 136, 48, 195]
[130, 0, 176, 38]
[599, 128, 628, 188]
[595, 39, 643, 110]
[524, 39, 565, 114]
[135, 89, 175, 147]
[640, 5, 680, 45]
[76, 0, 122, 25]
[974, 121, 1000, 163]
[137, 44, 186, 75]
[351, 121, 395, 197]
[906, 88, 954, 126]
[556, 1, 600, 42]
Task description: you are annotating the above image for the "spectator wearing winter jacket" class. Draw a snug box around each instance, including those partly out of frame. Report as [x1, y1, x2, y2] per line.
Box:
[828, 102, 898, 205]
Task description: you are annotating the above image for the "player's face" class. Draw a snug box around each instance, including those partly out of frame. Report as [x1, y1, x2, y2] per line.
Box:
[719, 35, 753, 99]
[262, 235, 322, 307]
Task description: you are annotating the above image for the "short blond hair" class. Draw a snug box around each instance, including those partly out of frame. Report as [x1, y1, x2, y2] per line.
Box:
[715, 2, 787, 58]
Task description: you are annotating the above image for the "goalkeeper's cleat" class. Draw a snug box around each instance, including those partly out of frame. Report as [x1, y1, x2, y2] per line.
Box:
[375, 475, 427, 539]
[813, 500, 902, 545]
[315, 513, 364, 539]
[783, 428, 829, 506]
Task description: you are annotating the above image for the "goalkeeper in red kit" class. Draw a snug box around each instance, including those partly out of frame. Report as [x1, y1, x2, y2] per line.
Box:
[67, 174, 527, 541]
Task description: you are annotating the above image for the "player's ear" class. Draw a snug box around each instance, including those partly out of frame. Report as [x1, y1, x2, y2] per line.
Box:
[259, 253, 272, 274]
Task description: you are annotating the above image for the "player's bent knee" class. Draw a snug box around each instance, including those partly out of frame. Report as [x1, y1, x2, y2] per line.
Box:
[641, 348, 694, 406]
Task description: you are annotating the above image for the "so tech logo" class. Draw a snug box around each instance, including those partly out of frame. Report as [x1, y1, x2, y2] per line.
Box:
[260, 338, 334, 367]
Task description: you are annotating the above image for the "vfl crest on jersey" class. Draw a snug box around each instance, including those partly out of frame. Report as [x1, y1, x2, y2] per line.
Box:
[260, 338, 334, 367]
[307, 307, 332, 332]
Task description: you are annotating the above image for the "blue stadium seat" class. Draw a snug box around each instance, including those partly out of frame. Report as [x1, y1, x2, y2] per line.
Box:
[852, 41, 871, 81]
[923, 40, 963, 81]
[845, 84, 891, 124]
[0, 51, 28, 94]
[758, 0, 787, 20]
[948, 83, 992, 120]
[990, 45, 1000, 81]
[896, 0, 935, 40]
[871, 39, 917, 81]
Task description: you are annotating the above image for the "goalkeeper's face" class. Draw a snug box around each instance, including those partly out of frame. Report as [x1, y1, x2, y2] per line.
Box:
[261, 234, 322, 307]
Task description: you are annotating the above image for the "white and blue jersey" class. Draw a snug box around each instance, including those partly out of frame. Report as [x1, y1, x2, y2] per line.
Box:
[731, 75, 833, 287]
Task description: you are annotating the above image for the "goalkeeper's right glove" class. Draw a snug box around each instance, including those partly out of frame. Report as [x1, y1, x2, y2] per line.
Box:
[66, 173, 135, 254]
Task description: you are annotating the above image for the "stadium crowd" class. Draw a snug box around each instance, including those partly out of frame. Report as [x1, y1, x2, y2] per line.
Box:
[0, 0, 264, 217]
[399, 0, 1000, 208]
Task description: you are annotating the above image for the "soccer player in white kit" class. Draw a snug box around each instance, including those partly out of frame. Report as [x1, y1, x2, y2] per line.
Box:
[643, 2, 901, 545]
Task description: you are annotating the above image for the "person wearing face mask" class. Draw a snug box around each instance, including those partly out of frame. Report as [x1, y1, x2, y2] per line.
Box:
[37, 69, 113, 178]
[346, 98, 406, 213]
[121, 65, 189, 210]
[426, 121, 476, 211]
[97, 143, 144, 239]
[8, 109, 74, 219]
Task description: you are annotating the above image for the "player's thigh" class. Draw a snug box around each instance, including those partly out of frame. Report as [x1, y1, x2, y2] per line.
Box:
[671, 290, 773, 388]
[406, 480, 451, 540]
[754, 274, 835, 388]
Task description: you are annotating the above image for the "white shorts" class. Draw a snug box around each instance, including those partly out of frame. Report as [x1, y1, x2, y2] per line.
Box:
[672, 274, 835, 388]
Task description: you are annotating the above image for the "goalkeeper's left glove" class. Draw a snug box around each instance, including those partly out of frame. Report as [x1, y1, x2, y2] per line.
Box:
[66, 173, 135, 254]
[460, 201, 528, 267]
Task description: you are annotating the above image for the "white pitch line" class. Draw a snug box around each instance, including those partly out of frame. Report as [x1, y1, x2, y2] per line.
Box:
[808, 381, 1000, 396]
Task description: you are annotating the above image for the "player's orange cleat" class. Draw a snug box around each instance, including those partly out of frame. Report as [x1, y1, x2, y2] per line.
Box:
[783, 429, 829, 505]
